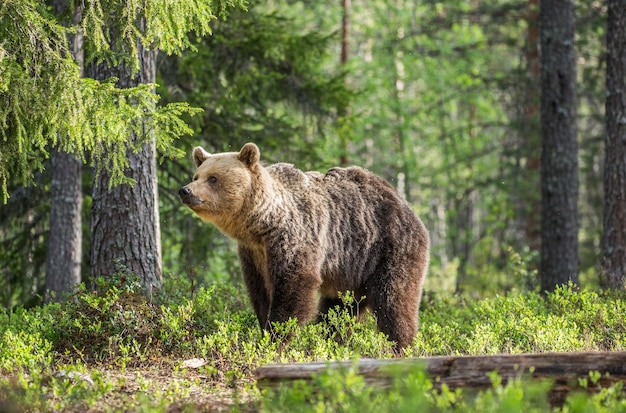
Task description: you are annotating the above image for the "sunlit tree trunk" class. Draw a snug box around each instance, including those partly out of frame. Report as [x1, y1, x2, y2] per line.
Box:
[539, 0, 579, 292]
[89, 18, 162, 296]
[602, 0, 626, 289]
[45, 1, 83, 303]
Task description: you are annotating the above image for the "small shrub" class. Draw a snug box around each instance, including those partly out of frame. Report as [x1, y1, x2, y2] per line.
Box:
[44, 282, 163, 366]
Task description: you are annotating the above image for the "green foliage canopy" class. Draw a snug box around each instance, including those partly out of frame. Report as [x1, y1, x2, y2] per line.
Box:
[0, 0, 247, 203]
[81, 0, 243, 69]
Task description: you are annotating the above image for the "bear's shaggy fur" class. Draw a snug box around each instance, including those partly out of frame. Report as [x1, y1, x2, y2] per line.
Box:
[179, 143, 429, 353]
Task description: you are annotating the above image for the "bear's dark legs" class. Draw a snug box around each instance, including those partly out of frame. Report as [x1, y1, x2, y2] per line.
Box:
[238, 246, 270, 330]
[367, 262, 423, 355]
[267, 279, 320, 329]
[265, 246, 323, 330]
[370, 292, 419, 355]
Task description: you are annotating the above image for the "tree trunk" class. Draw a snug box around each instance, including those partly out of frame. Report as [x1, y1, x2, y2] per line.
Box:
[602, 0, 626, 289]
[88, 22, 162, 296]
[539, 0, 579, 292]
[522, 0, 541, 256]
[45, 1, 83, 303]
[45, 151, 83, 302]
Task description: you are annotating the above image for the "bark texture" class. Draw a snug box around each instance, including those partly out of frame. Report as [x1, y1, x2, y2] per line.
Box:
[539, 0, 579, 292]
[45, 1, 84, 303]
[45, 151, 82, 302]
[89, 23, 162, 295]
[602, 0, 626, 289]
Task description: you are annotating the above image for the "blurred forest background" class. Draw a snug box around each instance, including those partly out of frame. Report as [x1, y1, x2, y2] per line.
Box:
[0, 0, 614, 309]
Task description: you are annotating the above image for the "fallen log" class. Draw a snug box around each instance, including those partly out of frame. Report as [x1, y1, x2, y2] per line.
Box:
[255, 351, 626, 405]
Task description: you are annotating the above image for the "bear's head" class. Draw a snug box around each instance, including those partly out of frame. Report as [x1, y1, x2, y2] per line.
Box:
[179, 143, 261, 234]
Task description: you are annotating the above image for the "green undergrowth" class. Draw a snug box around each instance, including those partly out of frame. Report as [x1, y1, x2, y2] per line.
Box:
[1, 278, 626, 411]
[415, 285, 626, 356]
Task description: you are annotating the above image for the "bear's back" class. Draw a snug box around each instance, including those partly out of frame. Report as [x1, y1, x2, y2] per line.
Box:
[290, 165, 418, 291]
[258, 162, 426, 298]
[266, 163, 407, 223]
[267, 163, 394, 196]
[321, 166, 405, 217]
[266, 163, 321, 189]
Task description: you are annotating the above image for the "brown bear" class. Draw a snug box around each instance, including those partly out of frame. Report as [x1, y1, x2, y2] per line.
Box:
[179, 143, 429, 353]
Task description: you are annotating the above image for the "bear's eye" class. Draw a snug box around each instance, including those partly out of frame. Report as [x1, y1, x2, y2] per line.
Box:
[207, 176, 217, 184]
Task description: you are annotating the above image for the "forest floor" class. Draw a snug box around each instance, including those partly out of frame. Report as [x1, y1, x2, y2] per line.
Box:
[4, 284, 626, 411]
[1, 366, 253, 412]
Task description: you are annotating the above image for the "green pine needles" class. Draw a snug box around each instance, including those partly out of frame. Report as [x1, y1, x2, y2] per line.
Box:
[82, 0, 247, 69]
[0, 0, 247, 202]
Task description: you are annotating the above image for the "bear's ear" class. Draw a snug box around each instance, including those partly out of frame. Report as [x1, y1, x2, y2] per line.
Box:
[238, 143, 260, 167]
[193, 147, 211, 167]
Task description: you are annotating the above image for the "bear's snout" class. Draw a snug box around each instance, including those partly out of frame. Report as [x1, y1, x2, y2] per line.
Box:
[179, 186, 192, 198]
[179, 186, 201, 207]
